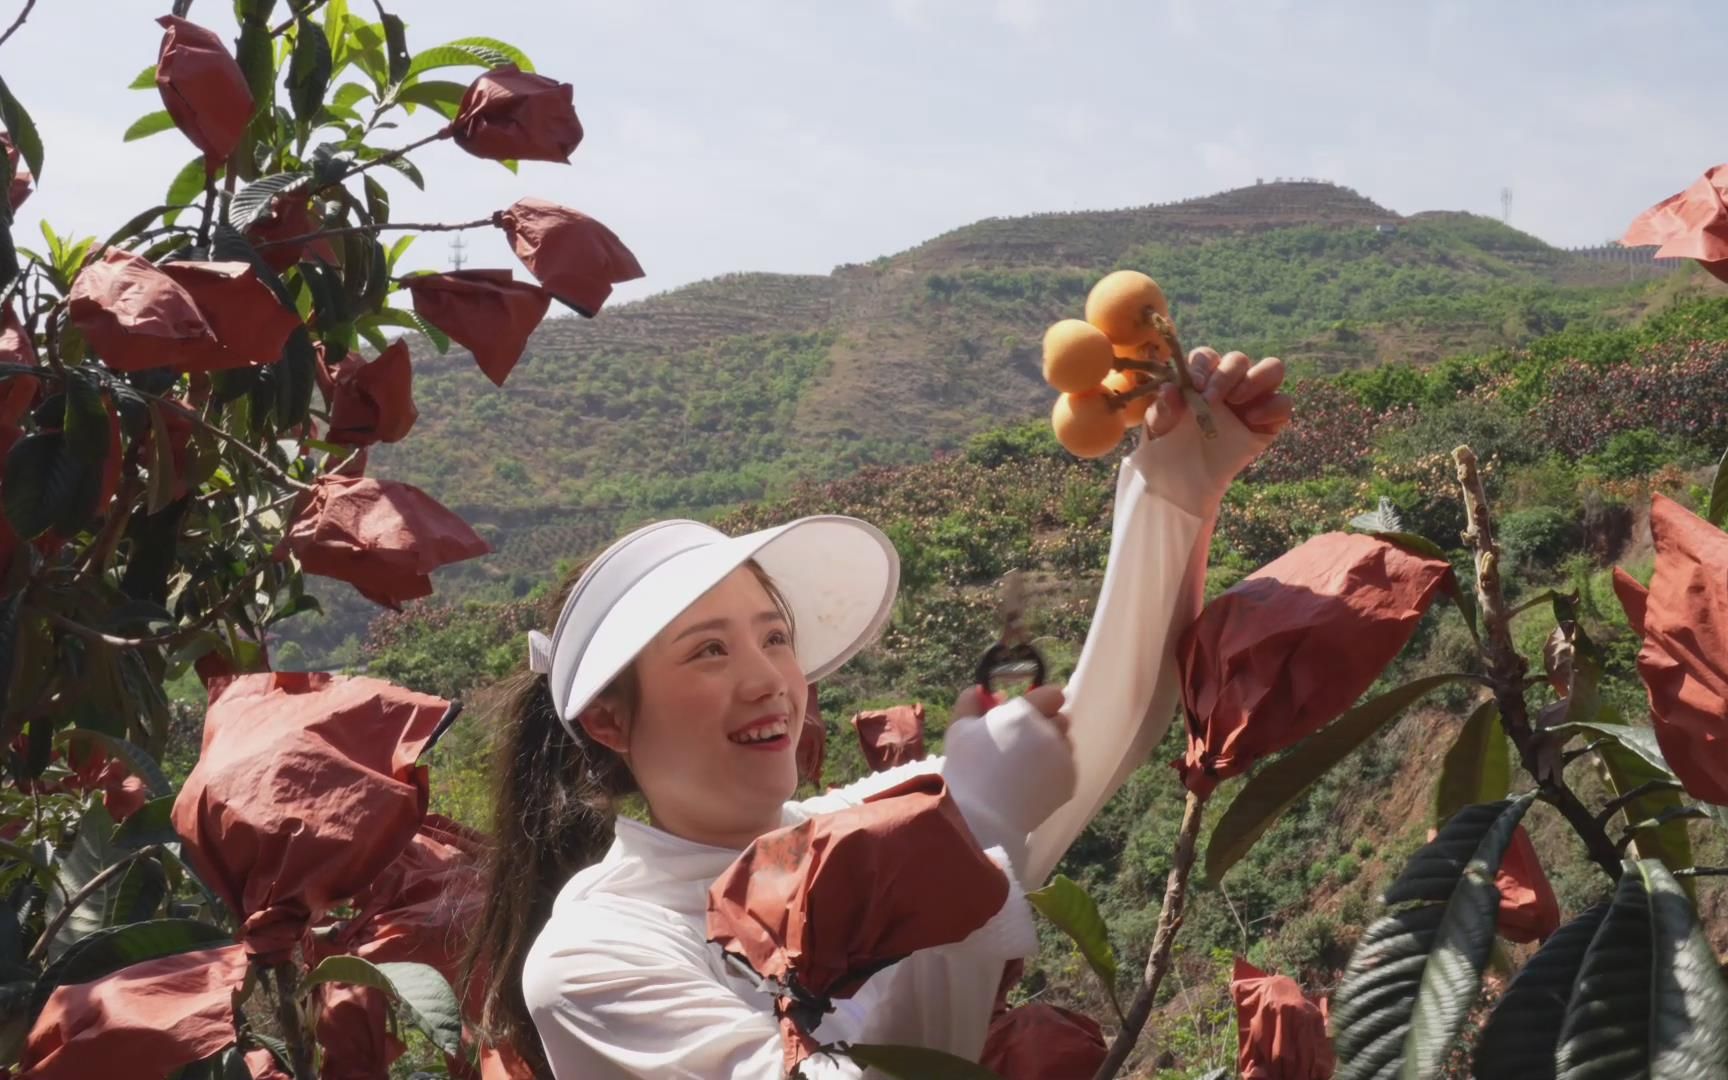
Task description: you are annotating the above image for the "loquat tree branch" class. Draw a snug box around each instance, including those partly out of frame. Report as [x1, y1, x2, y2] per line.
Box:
[1094, 788, 1208, 1080]
[252, 214, 492, 251]
[1452, 445, 1623, 880]
[0, 0, 36, 51]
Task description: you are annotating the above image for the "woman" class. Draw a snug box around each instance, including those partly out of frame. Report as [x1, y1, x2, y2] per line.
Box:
[470, 348, 1293, 1078]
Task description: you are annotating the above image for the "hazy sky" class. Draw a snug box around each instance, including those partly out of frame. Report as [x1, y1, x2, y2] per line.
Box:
[4, 1, 1723, 306]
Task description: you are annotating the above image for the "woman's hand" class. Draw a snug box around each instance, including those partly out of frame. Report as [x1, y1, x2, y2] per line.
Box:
[1136, 348, 1294, 511]
[942, 684, 1077, 836]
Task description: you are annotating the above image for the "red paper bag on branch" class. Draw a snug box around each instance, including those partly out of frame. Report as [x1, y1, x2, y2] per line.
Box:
[314, 982, 408, 1080]
[245, 194, 337, 272]
[325, 340, 417, 446]
[0, 306, 39, 427]
[406, 270, 550, 387]
[158, 260, 302, 370]
[2, 133, 29, 210]
[706, 774, 1009, 1073]
[1494, 824, 1561, 944]
[979, 1002, 1108, 1080]
[1621, 495, 1728, 803]
[448, 66, 583, 163]
[850, 703, 926, 772]
[1622, 164, 1728, 283]
[169, 672, 450, 961]
[16, 944, 251, 1080]
[1231, 958, 1336, 1080]
[284, 476, 491, 610]
[494, 198, 643, 317]
[155, 16, 255, 170]
[1176, 533, 1453, 795]
[70, 252, 300, 373]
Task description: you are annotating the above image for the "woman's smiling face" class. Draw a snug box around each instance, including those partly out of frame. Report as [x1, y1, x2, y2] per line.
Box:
[582, 564, 808, 849]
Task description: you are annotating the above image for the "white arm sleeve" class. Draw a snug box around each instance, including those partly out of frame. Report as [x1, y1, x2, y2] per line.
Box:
[1023, 425, 1231, 885]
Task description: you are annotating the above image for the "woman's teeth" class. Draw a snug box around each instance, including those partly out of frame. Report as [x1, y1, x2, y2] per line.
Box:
[730, 720, 788, 744]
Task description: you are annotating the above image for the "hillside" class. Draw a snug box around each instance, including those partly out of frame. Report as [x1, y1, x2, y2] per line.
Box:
[335, 300, 1728, 1077]
[276, 180, 1693, 666]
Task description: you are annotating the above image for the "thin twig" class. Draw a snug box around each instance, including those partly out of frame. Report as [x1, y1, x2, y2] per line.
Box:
[127, 386, 315, 493]
[1596, 779, 1688, 826]
[196, 174, 219, 248]
[253, 214, 492, 251]
[272, 963, 314, 1079]
[40, 555, 275, 650]
[1094, 789, 1207, 1080]
[0, 0, 36, 50]
[1453, 445, 1623, 881]
[314, 130, 450, 197]
[28, 845, 165, 963]
[271, 0, 332, 36]
[1676, 868, 1728, 878]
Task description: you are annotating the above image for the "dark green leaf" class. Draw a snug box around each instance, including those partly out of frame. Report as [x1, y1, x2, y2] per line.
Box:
[403, 41, 518, 81]
[103, 855, 167, 927]
[376, 960, 462, 1056]
[119, 497, 189, 607]
[1707, 443, 1727, 529]
[380, 11, 410, 84]
[839, 1044, 1004, 1079]
[408, 311, 448, 352]
[0, 78, 43, 181]
[1332, 795, 1536, 1080]
[299, 261, 350, 328]
[274, 326, 317, 428]
[3, 433, 81, 540]
[128, 65, 159, 91]
[379, 153, 423, 189]
[0, 903, 18, 969]
[287, 19, 335, 124]
[1350, 496, 1405, 534]
[1555, 860, 1728, 1078]
[44, 803, 122, 959]
[1433, 699, 1508, 828]
[145, 403, 178, 515]
[1025, 874, 1120, 1019]
[163, 159, 210, 227]
[392, 79, 467, 120]
[122, 112, 177, 143]
[112, 796, 179, 852]
[231, 172, 311, 235]
[303, 956, 463, 1056]
[1475, 903, 1611, 1079]
[32, 918, 232, 1022]
[1586, 711, 1698, 896]
[1205, 673, 1471, 884]
[363, 174, 390, 225]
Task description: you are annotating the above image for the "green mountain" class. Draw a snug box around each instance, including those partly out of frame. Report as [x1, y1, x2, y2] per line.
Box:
[277, 180, 1687, 666]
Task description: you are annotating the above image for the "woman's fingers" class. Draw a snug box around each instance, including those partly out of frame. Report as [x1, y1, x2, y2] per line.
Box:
[1022, 683, 1066, 718]
[1242, 392, 1295, 432]
[1186, 347, 1220, 390]
[1205, 351, 1252, 405]
[1226, 356, 1287, 405]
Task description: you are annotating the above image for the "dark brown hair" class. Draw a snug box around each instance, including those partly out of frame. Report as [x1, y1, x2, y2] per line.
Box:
[466, 557, 796, 1075]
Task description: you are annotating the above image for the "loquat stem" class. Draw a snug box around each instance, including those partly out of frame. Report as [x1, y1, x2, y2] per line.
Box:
[0, 0, 35, 51]
[1452, 445, 1622, 880]
[252, 215, 492, 251]
[1093, 788, 1208, 1080]
[1151, 314, 1217, 440]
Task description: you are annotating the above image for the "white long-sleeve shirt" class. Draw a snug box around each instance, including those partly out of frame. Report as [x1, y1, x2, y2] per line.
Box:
[524, 414, 1242, 1079]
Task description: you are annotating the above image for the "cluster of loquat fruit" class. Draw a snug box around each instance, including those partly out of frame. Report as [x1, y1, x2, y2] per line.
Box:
[1042, 270, 1212, 458]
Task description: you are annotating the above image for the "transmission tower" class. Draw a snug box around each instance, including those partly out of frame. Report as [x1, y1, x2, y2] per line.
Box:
[1500, 187, 1513, 224]
[449, 234, 468, 271]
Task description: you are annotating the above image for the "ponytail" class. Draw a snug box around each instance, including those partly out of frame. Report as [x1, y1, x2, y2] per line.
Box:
[466, 574, 639, 1076]
[464, 555, 792, 1075]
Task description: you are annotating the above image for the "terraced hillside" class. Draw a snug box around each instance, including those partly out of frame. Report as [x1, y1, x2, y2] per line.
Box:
[277, 180, 1690, 665]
